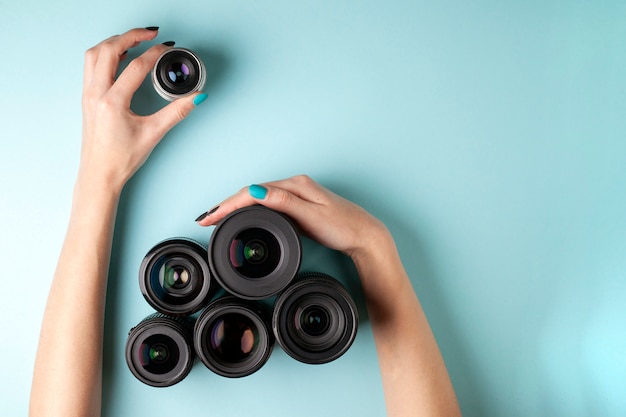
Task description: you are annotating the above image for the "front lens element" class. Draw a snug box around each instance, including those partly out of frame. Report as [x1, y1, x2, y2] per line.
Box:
[167, 62, 190, 84]
[298, 306, 330, 336]
[138, 335, 180, 375]
[229, 228, 280, 278]
[209, 313, 259, 363]
[161, 260, 191, 291]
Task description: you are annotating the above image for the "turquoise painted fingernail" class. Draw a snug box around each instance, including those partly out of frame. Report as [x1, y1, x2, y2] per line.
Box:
[249, 184, 268, 199]
[193, 93, 208, 106]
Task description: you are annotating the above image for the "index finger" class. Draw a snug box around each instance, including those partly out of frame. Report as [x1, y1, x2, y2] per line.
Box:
[85, 27, 160, 95]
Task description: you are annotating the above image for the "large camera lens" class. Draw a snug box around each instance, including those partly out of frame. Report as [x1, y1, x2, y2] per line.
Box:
[194, 296, 274, 378]
[152, 48, 206, 101]
[208, 206, 301, 300]
[125, 313, 195, 387]
[140, 238, 215, 316]
[273, 272, 358, 364]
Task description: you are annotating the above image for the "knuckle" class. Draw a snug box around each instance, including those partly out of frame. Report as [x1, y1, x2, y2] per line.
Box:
[84, 47, 97, 61]
[126, 56, 147, 74]
[273, 189, 292, 206]
[293, 174, 313, 185]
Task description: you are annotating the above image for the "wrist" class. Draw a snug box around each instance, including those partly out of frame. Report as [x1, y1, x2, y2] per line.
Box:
[349, 219, 396, 267]
[76, 163, 126, 198]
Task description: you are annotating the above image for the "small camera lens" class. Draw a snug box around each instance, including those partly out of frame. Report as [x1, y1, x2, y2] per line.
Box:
[126, 313, 194, 387]
[273, 272, 358, 364]
[152, 48, 206, 101]
[140, 238, 215, 316]
[194, 296, 274, 378]
[209, 206, 301, 300]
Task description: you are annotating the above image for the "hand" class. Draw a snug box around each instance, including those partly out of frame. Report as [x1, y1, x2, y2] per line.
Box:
[80, 27, 206, 192]
[195, 175, 390, 258]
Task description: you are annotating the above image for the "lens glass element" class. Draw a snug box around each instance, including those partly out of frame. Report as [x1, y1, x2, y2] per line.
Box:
[161, 261, 191, 291]
[137, 334, 180, 375]
[167, 62, 190, 84]
[153, 256, 199, 300]
[209, 313, 259, 363]
[298, 305, 331, 336]
[229, 228, 281, 278]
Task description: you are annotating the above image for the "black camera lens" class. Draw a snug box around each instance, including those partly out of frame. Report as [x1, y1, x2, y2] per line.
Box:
[194, 296, 274, 378]
[152, 48, 206, 101]
[273, 272, 358, 364]
[125, 313, 195, 387]
[208, 206, 301, 300]
[140, 238, 215, 316]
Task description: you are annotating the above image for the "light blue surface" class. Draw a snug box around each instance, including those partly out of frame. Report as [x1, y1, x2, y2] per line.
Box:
[1, 1, 625, 416]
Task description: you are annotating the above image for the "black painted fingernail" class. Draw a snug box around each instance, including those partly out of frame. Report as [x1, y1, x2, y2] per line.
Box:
[145, 26, 159, 31]
[162, 41, 175, 47]
[195, 205, 219, 222]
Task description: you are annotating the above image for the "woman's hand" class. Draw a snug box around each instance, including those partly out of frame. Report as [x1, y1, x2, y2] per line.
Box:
[80, 27, 206, 192]
[196, 175, 462, 417]
[195, 174, 390, 259]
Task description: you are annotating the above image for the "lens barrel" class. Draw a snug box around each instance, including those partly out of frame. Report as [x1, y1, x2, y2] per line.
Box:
[152, 48, 206, 101]
[194, 296, 274, 378]
[140, 238, 215, 316]
[125, 313, 195, 387]
[208, 206, 302, 300]
[273, 272, 358, 364]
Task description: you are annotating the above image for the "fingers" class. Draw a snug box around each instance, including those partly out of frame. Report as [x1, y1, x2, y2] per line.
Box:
[196, 178, 321, 227]
[84, 27, 159, 96]
[111, 42, 173, 104]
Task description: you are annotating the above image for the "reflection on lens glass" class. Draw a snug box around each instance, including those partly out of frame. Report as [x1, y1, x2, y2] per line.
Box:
[137, 335, 180, 375]
[298, 306, 330, 336]
[228, 228, 280, 278]
[156, 257, 197, 299]
[162, 264, 190, 290]
[167, 62, 190, 84]
[209, 313, 259, 363]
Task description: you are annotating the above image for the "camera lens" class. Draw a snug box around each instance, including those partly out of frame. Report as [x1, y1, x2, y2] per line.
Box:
[140, 238, 215, 316]
[194, 296, 274, 378]
[273, 272, 358, 364]
[152, 48, 206, 101]
[208, 206, 301, 300]
[125, 313, 194, 387]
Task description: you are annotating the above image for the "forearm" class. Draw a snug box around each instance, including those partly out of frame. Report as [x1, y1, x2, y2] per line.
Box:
[352, 228, 461, 417]
[29, 174, 121, 417]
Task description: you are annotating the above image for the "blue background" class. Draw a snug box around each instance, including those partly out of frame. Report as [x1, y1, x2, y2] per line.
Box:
[1, 1, 625, 416]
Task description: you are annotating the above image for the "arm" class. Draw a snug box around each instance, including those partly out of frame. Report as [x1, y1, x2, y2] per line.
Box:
[29, 27, 204, 417]
[197, 175, 462, 417]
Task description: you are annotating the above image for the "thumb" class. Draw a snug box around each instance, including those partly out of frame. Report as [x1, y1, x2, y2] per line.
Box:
[150, 92, 208, 139]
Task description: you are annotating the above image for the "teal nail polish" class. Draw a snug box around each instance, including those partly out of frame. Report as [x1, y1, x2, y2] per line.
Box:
[249, 184, 268, 200]
[193, 93, 208, 106]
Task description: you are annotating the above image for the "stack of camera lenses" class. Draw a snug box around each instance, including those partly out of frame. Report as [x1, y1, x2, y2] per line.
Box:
[125, 206, 359, 387]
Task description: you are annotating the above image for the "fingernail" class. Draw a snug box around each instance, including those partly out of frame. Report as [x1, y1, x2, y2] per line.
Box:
[162, 41, 175, 46]
[193, 93, 208, 106]
[195, 205, 219, 222]
[249, 184, 268, 200]
[145, 26, 159, 31]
